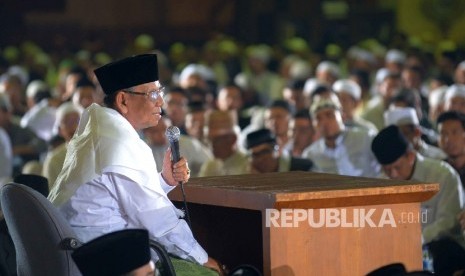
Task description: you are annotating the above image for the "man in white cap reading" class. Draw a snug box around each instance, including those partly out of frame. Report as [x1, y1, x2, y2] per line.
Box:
[48, 54, 222, 275]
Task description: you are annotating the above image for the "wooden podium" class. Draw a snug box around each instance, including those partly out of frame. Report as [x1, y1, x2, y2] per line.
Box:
[169, 171, 438, 275]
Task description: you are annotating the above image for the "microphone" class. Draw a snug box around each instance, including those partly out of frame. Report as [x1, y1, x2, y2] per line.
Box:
[165, 126, 181, 163]
[165, 126, 192, 228]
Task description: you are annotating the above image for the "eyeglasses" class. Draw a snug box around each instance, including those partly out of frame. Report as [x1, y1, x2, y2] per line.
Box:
[122, 86, 165, 101]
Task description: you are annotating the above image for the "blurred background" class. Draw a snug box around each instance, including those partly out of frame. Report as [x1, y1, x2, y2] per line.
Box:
[1, 0, 465, 56]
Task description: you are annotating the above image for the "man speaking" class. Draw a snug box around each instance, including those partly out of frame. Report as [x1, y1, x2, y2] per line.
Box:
[48, 54, 222, 274]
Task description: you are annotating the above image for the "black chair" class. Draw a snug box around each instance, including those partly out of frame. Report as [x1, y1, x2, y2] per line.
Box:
[0, 183, 81, 275]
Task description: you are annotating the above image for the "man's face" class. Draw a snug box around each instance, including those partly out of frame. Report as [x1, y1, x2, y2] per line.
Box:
[379, 77, 402, 99]
[163, 92, 188, 127]
[73, 86, 96, 109]
[124, 81, 164, 130]
[185, 111, 205, 140]
[283, 88, 307, 111]
[445, 96, 465, 114]
[59, 112, 80, 141]
[249, 143, 277, 173]
[217, 87, 243, 111]
[454, 68, 465, 85]
[401, 69, 421, 89]
[208, 132, 236, 159]
[438, 119, 465, 158]
[265, 107, 290, 137]
[337, 92, 357, 121]
[382, 152, 415, 180]
[313, 108, 344, 140]
[289, 117, 314, 149]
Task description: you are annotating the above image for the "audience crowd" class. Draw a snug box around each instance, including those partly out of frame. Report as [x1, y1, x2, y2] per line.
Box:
[1, 33, 465, 273]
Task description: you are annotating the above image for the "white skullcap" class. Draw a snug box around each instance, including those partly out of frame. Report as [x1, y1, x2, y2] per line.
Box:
[444, 84, 465, 102]
[179, 64, 215, 83]
[303, 78, 325, 97]
[310, 93, 341, 115]
[7, 65, 29, 87]
[289, 60, 312, 80]
[385, 49, 406, 64]
[26, 80, 48, 99]
[384, 107, 419, 126]
[375, 68, 391, 84]
[234, 74, 252, 90]
[457, 60, 465, 71]
[316, 61, 340, 77]
[428, 86, 448, 107]
[332, 79, 361, 100]
[53, 102, 83, 135]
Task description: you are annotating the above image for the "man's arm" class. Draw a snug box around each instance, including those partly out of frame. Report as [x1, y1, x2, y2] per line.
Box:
[107, 172, 208, 265]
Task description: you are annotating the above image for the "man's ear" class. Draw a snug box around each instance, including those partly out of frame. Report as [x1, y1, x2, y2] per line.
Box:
[114, 91, 129, 115]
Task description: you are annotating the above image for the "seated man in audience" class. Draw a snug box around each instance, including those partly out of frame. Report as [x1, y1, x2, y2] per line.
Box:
[0, 93, 47, 176]
[371, 125, 464, 245]
[246, 128, 314, 173]
[263, 100, 293, 156]
[302, 94, 381, 177]
[72, 229, 155, 276]
[185, 101, 208, 143]
[42, 102, 82, 189]
[199, 110, 248, 177]
[384, 107, 446, 160]
[332, 79, 377, 132]
[282, 109, 315, 158]
[437, 111, 465, 190]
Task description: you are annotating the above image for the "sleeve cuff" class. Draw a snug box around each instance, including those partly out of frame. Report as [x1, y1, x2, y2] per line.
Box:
[158, 172, 176, 193]
[188, 242, 209, 265]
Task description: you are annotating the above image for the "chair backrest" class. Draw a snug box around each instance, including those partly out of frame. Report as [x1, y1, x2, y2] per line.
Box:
[13, 174, 49, 198]
[0, 183, 81, 276]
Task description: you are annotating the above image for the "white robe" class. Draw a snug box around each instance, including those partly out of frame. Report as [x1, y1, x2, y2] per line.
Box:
[48, 103, 208, 264]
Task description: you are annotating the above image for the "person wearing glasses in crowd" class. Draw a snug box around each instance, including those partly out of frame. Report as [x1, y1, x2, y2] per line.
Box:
[48, 54, 223, 275]
[245, 128, 314, 173]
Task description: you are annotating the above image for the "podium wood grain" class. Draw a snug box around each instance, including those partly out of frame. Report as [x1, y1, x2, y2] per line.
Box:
[169, 171, 438, 276]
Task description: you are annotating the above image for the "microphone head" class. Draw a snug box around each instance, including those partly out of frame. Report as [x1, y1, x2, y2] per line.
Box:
[165, 126, 181, 142]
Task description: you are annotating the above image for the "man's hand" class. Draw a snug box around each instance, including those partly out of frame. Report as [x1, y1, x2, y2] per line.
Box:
[204, 257, 227, 276]
[161, 148, 191, 186]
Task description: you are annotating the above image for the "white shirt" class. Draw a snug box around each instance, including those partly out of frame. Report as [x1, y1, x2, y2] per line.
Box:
[42, 143, 67, 190]
[411, 153, 465, 244]
[199, 151, 249, 177]
[60, 172, 207, 264]
[49, 104, 208, 264]
[302, 128, 381, 177]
